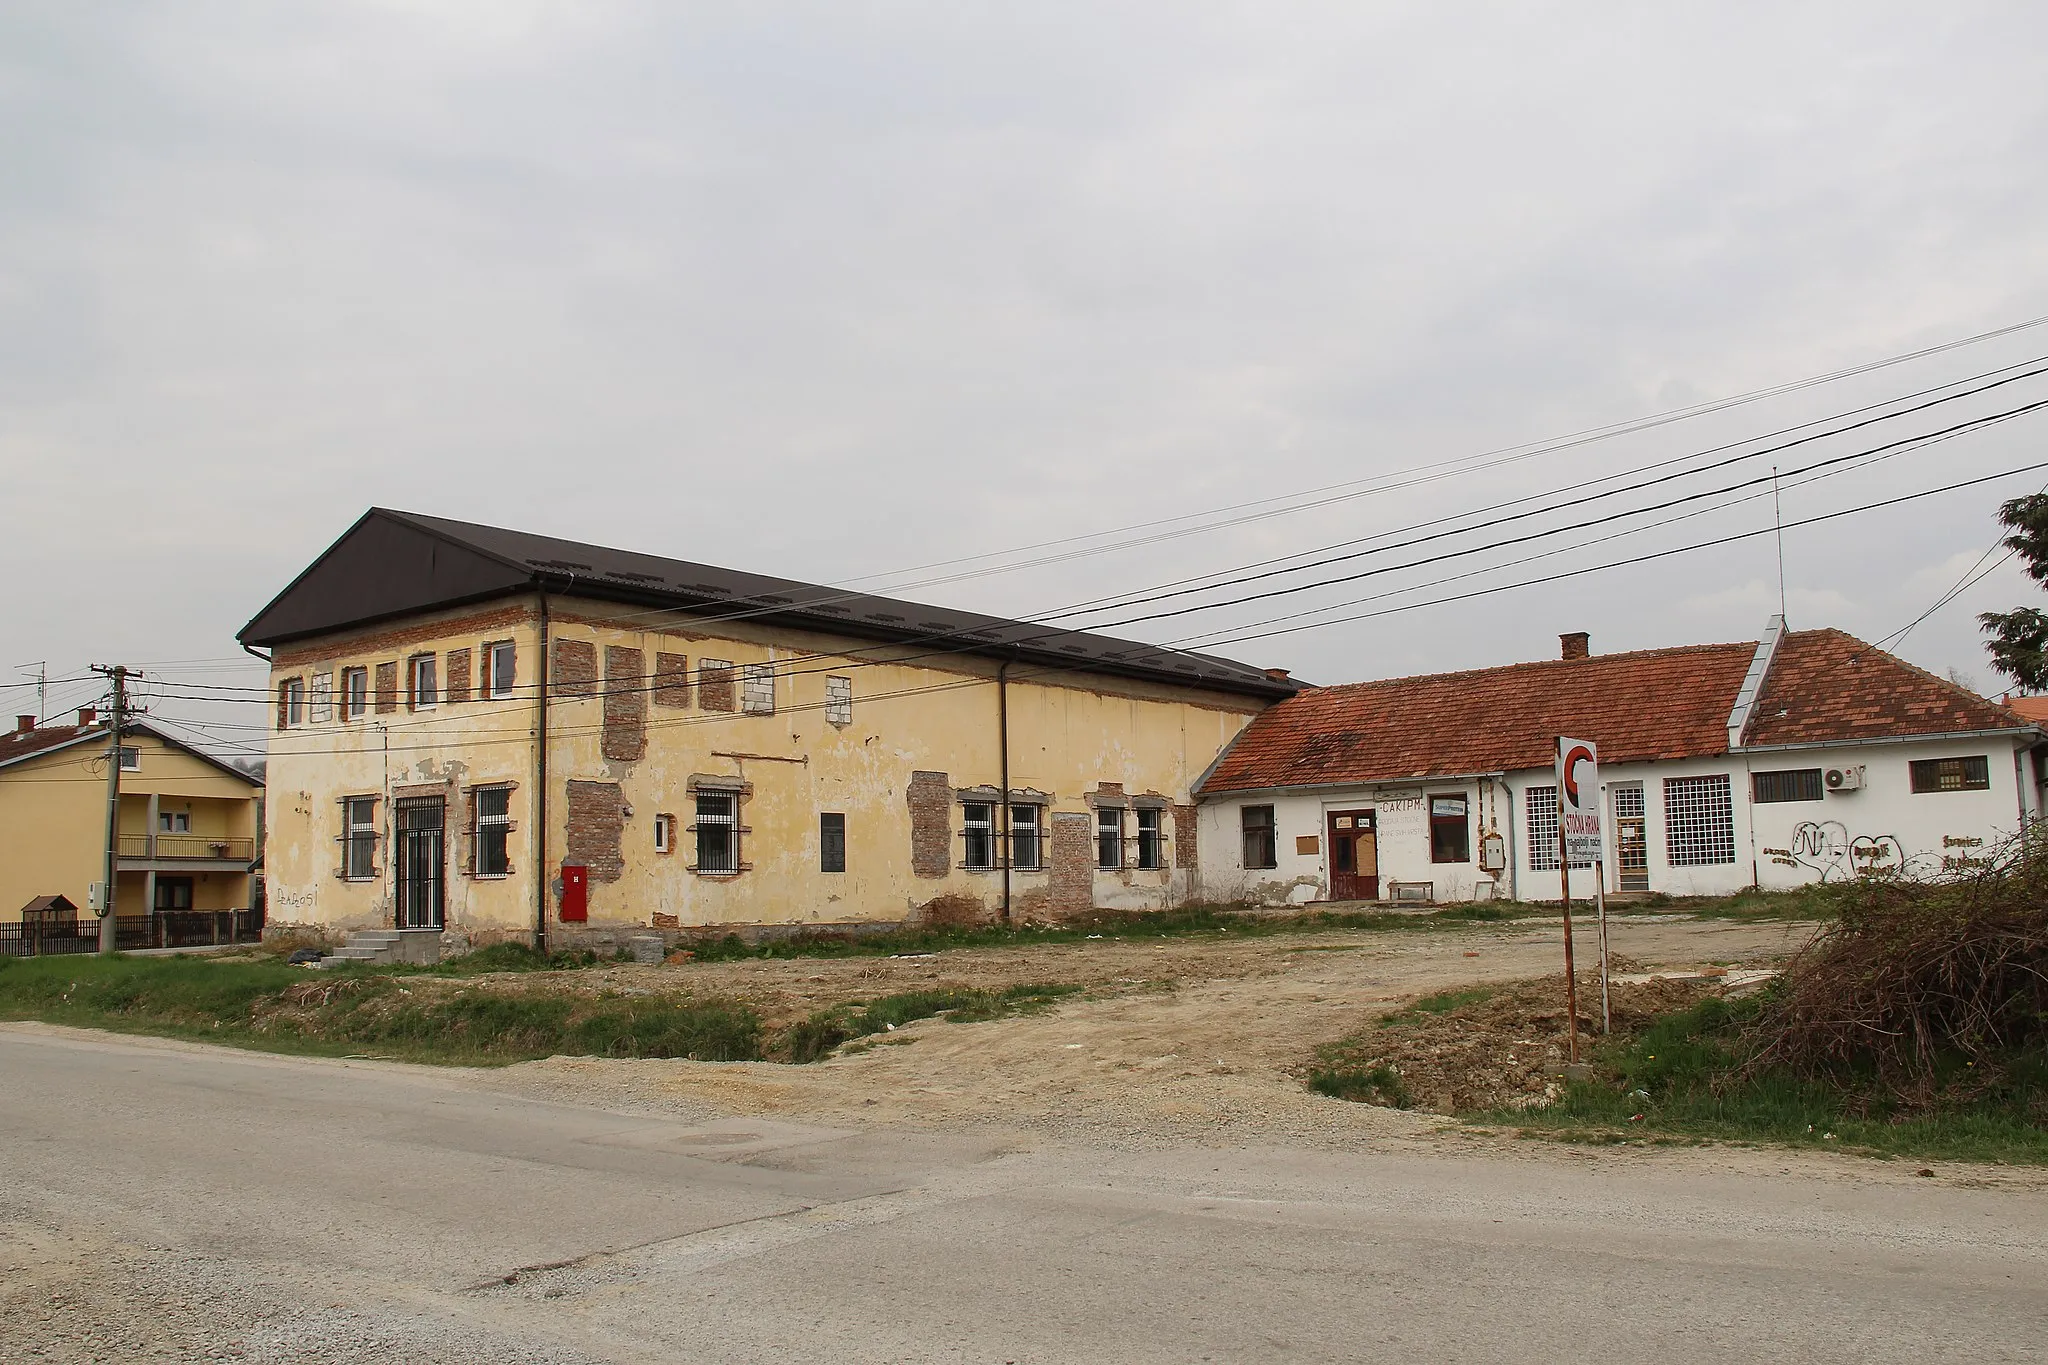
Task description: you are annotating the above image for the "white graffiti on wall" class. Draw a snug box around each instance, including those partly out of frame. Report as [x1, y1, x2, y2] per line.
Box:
[1764, 821, 1908, 882]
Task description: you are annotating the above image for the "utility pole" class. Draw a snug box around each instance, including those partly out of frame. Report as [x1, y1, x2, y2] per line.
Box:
[94, 665, 128, 955]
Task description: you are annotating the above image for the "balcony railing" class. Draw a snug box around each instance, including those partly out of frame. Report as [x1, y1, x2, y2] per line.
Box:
[116, 834, 257, 861]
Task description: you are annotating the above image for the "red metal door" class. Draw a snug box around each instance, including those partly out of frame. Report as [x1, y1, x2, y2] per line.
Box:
[1326, 810, 1379, 901]
[560, 863, 588, 922]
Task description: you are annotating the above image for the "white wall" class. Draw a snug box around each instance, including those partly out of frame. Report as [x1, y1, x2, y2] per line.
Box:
[1198, 734, 2035, 905]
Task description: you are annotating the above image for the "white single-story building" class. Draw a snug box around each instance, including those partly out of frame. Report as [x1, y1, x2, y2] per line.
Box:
[1195, 620, 2044, 904]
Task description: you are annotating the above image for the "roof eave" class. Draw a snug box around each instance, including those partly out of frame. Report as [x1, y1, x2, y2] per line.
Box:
[1736, 726, 2042, 755]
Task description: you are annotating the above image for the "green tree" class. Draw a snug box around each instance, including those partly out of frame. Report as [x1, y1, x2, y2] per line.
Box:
[1978, 493, 2048, 693]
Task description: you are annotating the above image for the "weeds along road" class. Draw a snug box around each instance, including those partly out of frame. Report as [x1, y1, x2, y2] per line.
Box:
[5, 1017, 2046, 1364]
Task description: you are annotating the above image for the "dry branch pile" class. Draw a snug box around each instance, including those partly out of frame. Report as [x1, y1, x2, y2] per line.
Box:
[1744, 834, 2048, 1104]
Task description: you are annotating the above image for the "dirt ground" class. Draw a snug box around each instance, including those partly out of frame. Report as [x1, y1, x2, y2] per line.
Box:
[490, 913, 1812, 1149]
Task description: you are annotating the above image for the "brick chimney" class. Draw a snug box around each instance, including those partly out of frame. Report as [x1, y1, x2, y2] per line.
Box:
[77, 707, 97, 727]
[1560, 632, 1590, 661]
[15, 715, 33, 734]
[1264, 667, 1291, 682]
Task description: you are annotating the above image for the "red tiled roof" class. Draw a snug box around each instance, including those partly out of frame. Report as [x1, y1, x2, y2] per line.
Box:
[2003, 695, 2048, 724]
[1200, 629, 2039, 795]
[1745, 629, 2024, 746]
[0, 723, 101, 769]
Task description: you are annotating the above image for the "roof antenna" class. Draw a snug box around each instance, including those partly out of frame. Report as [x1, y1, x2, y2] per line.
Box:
[1772, 465, 1788, 625]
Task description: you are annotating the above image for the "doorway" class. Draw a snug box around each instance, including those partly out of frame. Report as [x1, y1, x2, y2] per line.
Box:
[1326, 809, 1378, 901]
[395, 797, 446, 930]
[1613, 783, 1649, 892]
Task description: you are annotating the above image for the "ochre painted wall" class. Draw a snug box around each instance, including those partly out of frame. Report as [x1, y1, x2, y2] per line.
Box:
[261, 594, 1269, 938]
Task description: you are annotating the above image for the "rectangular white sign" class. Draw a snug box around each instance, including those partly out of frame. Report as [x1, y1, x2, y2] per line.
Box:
[1556, 736, 1604, 864]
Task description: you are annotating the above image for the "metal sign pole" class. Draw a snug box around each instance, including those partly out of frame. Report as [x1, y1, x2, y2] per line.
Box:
[1558, 821, 1578, 1064]
[1595, 859, 1611, 1034]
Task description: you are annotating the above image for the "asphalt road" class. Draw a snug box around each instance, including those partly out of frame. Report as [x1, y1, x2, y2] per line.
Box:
[4, 1023, 2044, 1364]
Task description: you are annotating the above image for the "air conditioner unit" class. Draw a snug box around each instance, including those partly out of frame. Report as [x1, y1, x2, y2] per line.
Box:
[1824, 765, 1865, 793]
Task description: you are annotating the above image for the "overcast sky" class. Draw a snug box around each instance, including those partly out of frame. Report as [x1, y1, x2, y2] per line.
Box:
[5, 2, 2048, 753]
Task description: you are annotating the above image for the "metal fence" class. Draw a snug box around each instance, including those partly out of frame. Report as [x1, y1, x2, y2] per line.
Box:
[0, 910, 264, 958]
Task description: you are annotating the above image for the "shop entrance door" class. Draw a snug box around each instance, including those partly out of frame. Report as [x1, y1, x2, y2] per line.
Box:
[1613, 783, 1649, 892]
[1326, 810, 1378, 901]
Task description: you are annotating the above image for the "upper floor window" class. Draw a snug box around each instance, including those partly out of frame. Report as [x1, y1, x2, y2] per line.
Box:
[158, 811, 190, 833]
[1909, 756, 1990, 793]
[742, 663, 775, 715]
[825, 675, 853, 727]
[340, 667, 369, 721]
[277, 678, 305, 730]
[484, 641, 517, 699]
[117, 745, 140, 771]
[473, 787, 511, 877]
[1241, 805, 1277, 869]
[1096, 807, 1123, 870]
[408, 654, 438, 710]
[962, 802, 996, 870]
[1753, 768, 1824, 803]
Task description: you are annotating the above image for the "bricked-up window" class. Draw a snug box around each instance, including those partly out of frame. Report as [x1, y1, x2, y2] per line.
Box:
[277, 678, 305, 730]
[408, 654, 438, 710]
[309, 671, 334, 724]
[699, 659, 736, 712]
[1664, 774, 1736, 866]
[473, 787, 512, 877]
[343, 797, 378, 880]
[553, 638, 598, 698]
[1430, 796, 1470, 863]
[1909, 756, 1991, 793]
[1241, 805, 1277, 869]
[374, 661, 399, 714]
[443, 648, 472, 704]
[653, 652, 691, 708]
[820, 813, 847, 873]
[1096, 807, 1123, 870]
[484, 641, 517, 699]
[1135, 808, 1164, 870]
[1009, 804, 1042, 870]
[1525, 786, 1593, 871]
[341, 667, 368, 721]
[825, 675, 853, 727]
[694, 792, 739, 874]
[1753, 768, 1824, 803]
[963, 802, 996, 870]
[742, 662, 775, 715]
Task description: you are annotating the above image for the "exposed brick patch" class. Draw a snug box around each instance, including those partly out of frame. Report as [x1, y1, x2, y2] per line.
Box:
[1095, 781, 1125, 796]
[906, 770, 952, 879]
[271, 603, 534, 668]
[374, 662, 399, 714]
[445, 647, 472, 704]
[910, 892, 991, 928]
[1047, 812, 1095, 918]
[565, 779, 625, 883]
[654, 651, 691, 708]
[699, 659, 736, 713]
[603, 645, 648, 762]
[1173, 803, 1200, 869]
[554, 639, 598, 698]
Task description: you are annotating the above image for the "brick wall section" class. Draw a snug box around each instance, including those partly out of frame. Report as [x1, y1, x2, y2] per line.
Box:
[373, 662, 398, 714]
[1173, 803, 1200, 869]
[699, 660, 736, 713]
[1047, 813, 1095, 918]
[553, 639, 598, 698]
[565, 779, 625, 882]
[906, 770, 952, 878]
[602, 645, 648, 762]
[445, 647, 472, 703]
[654, 651, 691, 707]
[271, 603, 534, 669]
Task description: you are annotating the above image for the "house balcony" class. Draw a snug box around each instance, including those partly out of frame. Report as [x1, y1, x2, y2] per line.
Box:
[116, 834, 257, 870]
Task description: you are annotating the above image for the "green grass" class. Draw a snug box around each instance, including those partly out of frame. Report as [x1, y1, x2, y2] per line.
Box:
[1604, 882, 1856, 923]
[1481, 996, 2048, 1164]
[778, 983, 1085, 1063]
[1378, 985, 1496, 1028]
[1308, 1064, 1413, 1108]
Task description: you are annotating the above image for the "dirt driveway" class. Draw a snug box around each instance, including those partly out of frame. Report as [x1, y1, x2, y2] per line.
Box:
[498, 914, 1812, 1149]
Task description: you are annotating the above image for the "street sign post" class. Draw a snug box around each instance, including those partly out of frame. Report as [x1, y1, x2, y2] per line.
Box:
[1555, 736, 1612, 1041]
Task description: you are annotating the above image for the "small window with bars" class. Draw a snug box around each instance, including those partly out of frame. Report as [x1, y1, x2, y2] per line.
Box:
[473, 787, 511, 877]
[343, 796, 378, 880]
[741, 663, 775, 715]
[820, 812, 846, 873]
[694, 792, 739, 873]
[962, 802, 996, 870]
[1096, 807, 1123, 870]
[825, 675, 852, 727]
[1753, 768, 1824, 803]
[1526, 786, 1593, 871]
[1135, 807, 1165, 869]
[1909, 756, 1990, 793]
[1009, 804, 1043, 870]
[1664, 774, 1736, 866]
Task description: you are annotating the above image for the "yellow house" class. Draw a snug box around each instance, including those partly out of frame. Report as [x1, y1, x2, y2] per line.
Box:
[239, 510, 1298, 951]
[0, 710, 264, 945]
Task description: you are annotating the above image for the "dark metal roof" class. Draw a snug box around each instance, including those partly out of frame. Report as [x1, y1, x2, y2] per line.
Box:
[239, 509, 1300, 701]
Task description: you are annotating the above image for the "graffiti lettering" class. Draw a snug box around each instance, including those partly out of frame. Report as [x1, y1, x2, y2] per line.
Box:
[1787, 821, 1907, 882]
[1942, 835, 1984, 849]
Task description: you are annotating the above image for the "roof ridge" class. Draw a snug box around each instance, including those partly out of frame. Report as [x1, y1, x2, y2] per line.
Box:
[1293, 639, 1755, 697]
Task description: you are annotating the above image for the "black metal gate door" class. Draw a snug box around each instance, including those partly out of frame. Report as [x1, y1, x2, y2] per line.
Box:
[395, 797, 445, 929]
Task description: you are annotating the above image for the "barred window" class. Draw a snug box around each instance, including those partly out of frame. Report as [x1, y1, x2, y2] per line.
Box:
[825, 675, 852, 727]
[1909, 756, 1989, 793]
[1009, 804, 1042, 870]
[962, 802, 996, 870]
[695, 792, 739, 873]
[1096, 807, 1123, 870]
[1526, 785, 1593, 871]
[1753, 768, 1823, 803]
[473, 787, 511, 877]
[741, 663, 775, 715]
[343, 796, 378, 880]
[1135, 807, 1164, 870]
[1664, 774, 1736, 866]
[1612, 784, 1645, 821]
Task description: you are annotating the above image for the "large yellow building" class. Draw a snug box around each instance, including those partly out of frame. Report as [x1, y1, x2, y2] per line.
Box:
[239, 510, 1297, 949]
[0, 710, 264, 941]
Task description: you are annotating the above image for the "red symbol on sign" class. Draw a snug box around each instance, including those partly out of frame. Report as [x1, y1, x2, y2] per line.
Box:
[1561, 744, 1595, 808]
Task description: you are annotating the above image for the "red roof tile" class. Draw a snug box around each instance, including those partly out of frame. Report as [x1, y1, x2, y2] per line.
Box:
[0, 723, 101, 769]
[2003, 695, 2048, 724]
[1201, 629, 2040, 795]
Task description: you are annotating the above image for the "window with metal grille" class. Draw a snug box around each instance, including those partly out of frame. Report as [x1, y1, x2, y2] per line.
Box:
[343, 796, 378, 880]
[962, 802, 995, 870]
[1241, 805, 1277, 869]
[1909, 756, 1990, 793]
[1096, 807, 1123, 870]
[472, 787, 511, 877]
[695, 792, 738, 873]
[1613, 785, 1645, 821]
[1009, 804, 1042, 870]
[820, 813, 846, 872]
[1135, 808, 1164, 869]
[1753, 768, 1824, 803]
[741, 663, 775, 715]
[1525, 786, 1594, 871]
[825, 675, 852, 727]
[1664, 774, 1736, 865]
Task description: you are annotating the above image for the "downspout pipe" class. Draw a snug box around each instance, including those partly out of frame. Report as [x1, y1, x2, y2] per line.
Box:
[534, 585, 551, 953]
[998, 657, 1012, 924]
